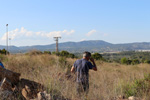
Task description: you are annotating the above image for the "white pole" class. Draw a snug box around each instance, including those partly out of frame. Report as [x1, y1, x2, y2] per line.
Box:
[6, 24, 8, 55]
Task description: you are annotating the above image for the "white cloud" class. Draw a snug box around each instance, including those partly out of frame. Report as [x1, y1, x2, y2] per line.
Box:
[1, 27, 75, 41]
[86, 30, 96, 36]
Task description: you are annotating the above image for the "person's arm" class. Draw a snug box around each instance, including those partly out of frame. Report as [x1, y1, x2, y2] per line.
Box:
[71, 66, 75, 73]
[90, 58, 97, 71]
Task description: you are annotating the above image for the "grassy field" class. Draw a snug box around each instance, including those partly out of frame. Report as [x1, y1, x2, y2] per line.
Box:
[1, 54, 150, 100]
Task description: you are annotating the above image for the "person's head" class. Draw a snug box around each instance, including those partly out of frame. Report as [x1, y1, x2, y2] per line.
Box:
[83, 51, 91, 61]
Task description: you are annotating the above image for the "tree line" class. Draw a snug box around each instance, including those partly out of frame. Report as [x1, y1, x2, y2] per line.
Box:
[0, 49, 9, 55]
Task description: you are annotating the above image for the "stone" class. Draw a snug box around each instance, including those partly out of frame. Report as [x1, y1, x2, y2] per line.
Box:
[128, 96, 141, 100]
[0, 78, 12, 91]
[0, 90, 14, 100]
[0, 67, 20, 85]
[22, 88, 29, 100]
[37, 91, 51, 100]
[19, 79, 44, 99]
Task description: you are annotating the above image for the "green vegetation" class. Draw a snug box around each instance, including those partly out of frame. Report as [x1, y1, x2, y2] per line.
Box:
[122, 74, 150, 98]
[1, 52, 150, 99]
[102, 51, 150, 64]
[52, 50, 76, 58]
[0, 49, 9, 55]
[44, 51, 51, 54]
[92, 53, 102, 60]
[121, 57, 140, 65]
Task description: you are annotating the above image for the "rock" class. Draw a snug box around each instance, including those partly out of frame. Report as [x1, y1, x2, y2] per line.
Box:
[128, 96, 141, 100]
[19, 79, 44, 99]
[0, 67, 20, 85]
[37, 92, 46, 100]
[21, 85, 36, 99]
[0, 90, 14, 100]
[37, 91, 51, 100]
[128, 96, 136, 100]
[0, 78, 12, 91]
[30, 91, 51, 100]
[22, 87, 29, 100]
[111, 95, 127, 100]
[19, 78, 44, 91]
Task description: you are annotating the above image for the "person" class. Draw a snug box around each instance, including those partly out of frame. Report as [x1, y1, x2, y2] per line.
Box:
[71, 51, 97, 98]
[0, 58, 5, 69]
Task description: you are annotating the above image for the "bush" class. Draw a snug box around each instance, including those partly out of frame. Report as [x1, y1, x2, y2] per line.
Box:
[26, 50, 43, 55]
[123, 74, 150, 98]
[132, 59, 140, 65]
[0, 49, 9, 55]
[52, 51, 60, 56]
[44, 51, 51, 54]
[92, 53, 102, 60]
[121, 57, 128, 64]
[144, 60, 150, 64]
[52, 51, 76, 58]
[68, 54, 75, 58]
[59, 51, 70, 57]
[121, 58, 139, 65]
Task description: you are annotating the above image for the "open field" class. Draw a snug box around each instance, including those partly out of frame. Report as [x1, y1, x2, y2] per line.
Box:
[1, 54, 150, 100]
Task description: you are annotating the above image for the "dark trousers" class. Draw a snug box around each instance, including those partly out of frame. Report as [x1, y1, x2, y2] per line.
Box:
[76, 82, 89, 96]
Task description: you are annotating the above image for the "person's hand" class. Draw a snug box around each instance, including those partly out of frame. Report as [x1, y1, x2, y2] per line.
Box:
[90, 57, 94, 62]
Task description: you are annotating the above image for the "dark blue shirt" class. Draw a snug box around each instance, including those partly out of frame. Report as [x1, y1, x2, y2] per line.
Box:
[73, 58, 94, 83]
[0, 62, 5, 69]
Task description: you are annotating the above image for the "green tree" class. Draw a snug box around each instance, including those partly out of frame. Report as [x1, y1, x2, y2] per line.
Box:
[68, 54, 75, 58]
[60, 51, 70, 57]
[132, 59, 140, 65]
[92, 53, 102, 60]
[144, 60, 150, 64]
[44, 51, 51, 54]
[59, 51, 76, 58]
[121, 57, 128, 64]
[0, 49, 9, 55]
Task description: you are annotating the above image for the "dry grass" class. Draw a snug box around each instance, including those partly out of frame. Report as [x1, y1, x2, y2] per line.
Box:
[1, 54, 150, 100]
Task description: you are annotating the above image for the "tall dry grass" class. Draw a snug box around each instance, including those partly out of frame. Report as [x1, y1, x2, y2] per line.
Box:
[1, 54, 150, 100]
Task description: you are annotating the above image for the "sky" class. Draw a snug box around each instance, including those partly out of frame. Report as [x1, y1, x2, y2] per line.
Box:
[0, 0, 150, 46]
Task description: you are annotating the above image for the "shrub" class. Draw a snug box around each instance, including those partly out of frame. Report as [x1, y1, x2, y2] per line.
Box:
[132, 59, 140, 65]
[68, 54, 75, 58]
[121, 57, 128, 64]
[44, 51, 51, 54]
[92, 53, 102, 60]
[52, 51, 76, 58]
[121, 58, 133, 65]
[127, 60, 132, 65]
[144, 60, 150, 64]
[123, 74, 150, 98]
[59, 51, 70, 57]
[0, 49, 9, 55]
[26, 50, 43, 55]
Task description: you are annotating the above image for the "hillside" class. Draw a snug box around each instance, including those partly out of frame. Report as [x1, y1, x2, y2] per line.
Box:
[1, 54, 150, 99]
[1, 40, 150, 53]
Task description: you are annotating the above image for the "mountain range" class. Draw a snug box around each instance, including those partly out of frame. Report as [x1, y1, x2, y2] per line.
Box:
[1, 40, 150, 53]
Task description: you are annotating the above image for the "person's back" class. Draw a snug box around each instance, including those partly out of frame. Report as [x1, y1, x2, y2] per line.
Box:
[74, 58, 92, 84]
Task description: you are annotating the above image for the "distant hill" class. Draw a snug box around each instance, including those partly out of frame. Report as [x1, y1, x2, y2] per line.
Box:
[1, 40, 150, 53]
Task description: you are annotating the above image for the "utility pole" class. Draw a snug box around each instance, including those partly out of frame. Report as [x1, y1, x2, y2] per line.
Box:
[9, 38, 11, 53]
[54, 37, 61, 52]
[6, 24, 8, 55]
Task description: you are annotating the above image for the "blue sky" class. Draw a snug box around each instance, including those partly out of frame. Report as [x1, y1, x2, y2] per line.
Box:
[0, 0, 150, 46]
